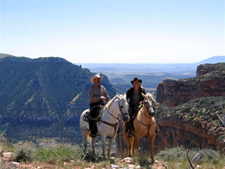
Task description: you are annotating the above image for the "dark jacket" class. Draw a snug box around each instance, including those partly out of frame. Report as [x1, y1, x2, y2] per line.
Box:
[126, 87, 146, 108]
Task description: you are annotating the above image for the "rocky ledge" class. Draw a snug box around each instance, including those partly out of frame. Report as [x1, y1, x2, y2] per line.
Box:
[155, 96, 225, 152]
[156, 63, 225, 107]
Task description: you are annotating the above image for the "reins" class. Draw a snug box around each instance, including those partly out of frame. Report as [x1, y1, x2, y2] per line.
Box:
[106, 96, 129, 120]
[136, 101, 155, 138]
[106, 96, 119, 120]
[89, 105, 104, 121]
[100, 95, 127, 137]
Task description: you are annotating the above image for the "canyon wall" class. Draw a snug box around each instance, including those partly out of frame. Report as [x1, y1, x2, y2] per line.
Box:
[156, 63, 225, 107]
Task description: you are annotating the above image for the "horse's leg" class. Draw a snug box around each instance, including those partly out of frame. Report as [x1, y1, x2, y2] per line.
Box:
[128, 136, 134, 157]
[150, 134, 156, 163]
[100, 135, 106, 159]
[107, 136, 116, 159]
[128, 141, 131, 157]
[83, 132, 88, 153]
[80, 127, 89, 153]
[124, 135, 131, 157]
[80, 112, 91, 154]
[123, 123, 132, 156]
[91, 136, 97, 155]
[133, 135, 140, 156]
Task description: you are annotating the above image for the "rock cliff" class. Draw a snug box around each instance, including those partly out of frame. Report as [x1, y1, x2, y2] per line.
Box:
[154, 96, 225, 152]
[156, 63, 225, 107]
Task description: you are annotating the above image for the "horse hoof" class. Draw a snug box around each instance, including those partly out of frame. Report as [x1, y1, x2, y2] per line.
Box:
[151, 159, 155, 164]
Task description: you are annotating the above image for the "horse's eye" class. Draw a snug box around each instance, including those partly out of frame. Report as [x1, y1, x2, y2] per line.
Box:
[120, 106, 123, 108]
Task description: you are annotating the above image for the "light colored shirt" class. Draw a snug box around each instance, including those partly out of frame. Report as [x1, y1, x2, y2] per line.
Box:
[88, 84, 110, 104]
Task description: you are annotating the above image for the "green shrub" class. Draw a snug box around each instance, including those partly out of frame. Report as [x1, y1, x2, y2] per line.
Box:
[34, 144, 82, 166]
[156, 146, 187, 161]
[13, 146, 34, 162]
[156, 147, 225, 169]
[201, 149, 222, 164]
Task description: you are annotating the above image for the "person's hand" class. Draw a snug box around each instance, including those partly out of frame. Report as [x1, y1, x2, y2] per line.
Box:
[101, 96, 106, 100]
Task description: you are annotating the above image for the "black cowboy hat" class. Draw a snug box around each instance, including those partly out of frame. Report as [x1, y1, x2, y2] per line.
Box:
[131, 77, 142, 84]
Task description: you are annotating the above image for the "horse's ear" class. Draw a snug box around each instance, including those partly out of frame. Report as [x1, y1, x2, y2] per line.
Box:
[151, 92, 154, 96]
[142, 93, 146, 97]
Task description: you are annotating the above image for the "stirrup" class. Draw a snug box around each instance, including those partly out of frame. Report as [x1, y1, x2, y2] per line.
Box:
[155, 126, 160, 133]
[90, 132, 97, 137]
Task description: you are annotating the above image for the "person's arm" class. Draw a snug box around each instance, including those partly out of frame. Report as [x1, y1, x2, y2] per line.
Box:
[142, 88, 146, 95]
[126, 88, 131, 103]
[102, 86, 110, 102]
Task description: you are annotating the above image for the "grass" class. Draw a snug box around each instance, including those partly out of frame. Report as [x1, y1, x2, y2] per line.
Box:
[155, 146, 225, 169]
[0, 140, 224, 169]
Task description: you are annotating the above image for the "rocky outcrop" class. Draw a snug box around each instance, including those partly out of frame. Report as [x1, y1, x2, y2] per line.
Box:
[196, 63, 225, 76]
[155, 96, 225, 152]
[156, 63, 225, 107]
[155, 115, 225, 152]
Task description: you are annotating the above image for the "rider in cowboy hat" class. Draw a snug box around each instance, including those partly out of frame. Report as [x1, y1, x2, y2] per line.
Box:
[126, 77, 159, 136]
[126, 77, 146, 136]
[88, 73, 110, 137]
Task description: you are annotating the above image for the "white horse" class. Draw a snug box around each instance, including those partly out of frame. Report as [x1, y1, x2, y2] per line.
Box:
[80, 94, 130, 159]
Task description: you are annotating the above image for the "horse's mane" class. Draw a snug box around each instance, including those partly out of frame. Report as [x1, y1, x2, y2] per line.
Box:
[146, 93, 156, 103]
[105, 94, 127, 110]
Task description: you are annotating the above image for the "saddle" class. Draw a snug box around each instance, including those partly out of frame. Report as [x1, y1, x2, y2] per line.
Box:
[126, 107, 142, 136]
[83, 105, 104, 137]
[83, 105, 103, 122]
[83, 110, 90, 122]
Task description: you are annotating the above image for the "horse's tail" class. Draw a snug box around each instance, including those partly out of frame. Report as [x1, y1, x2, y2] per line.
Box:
[87, 131, 92, 144]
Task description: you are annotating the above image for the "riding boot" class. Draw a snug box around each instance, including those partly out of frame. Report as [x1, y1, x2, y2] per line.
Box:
[89, 120, 97, 137]
[155, 125, 160, 133]
[89, 103, 101, 137]
[126, 120, 133, 137]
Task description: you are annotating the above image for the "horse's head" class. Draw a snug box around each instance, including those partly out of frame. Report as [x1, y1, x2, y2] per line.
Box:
[117, 94, 130, 122]
[142, 92, 156, 116]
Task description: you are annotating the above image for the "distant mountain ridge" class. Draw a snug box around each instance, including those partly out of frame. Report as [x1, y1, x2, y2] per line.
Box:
[79, 56, 225, 74]
[80, 56, 225, 93]
[199, 56, 225, 64]
[0, 54, 117, 142]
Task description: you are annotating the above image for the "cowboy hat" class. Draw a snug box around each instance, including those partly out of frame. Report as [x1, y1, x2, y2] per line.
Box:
[131, 77, 142, 84]
[90, 74, 103, 83]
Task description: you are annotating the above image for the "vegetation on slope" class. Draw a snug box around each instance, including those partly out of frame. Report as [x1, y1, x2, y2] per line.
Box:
[0, 55, 117, 143]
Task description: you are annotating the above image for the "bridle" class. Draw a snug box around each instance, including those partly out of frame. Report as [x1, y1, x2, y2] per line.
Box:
[143, 99, 155, 117]
[100, 96, 128, 137]
[136, 97, 155, 138]
[106, 96, 129, 120]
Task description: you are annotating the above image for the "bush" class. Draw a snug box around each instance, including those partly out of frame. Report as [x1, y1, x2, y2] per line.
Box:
[156, 146, 187, 161]
[13, 146, 34, 162]
[34, 144, 82, 166]
[156, 147, 225, 169]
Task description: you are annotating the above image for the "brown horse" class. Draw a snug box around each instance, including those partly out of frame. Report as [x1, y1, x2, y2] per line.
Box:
[123, 92, 156, 163]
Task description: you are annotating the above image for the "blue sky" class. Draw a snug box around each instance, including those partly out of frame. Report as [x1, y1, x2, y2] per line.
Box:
[0, 0, 224, 63]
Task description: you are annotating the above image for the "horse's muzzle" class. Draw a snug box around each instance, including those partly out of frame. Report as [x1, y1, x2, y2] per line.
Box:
[149, 112, 155, 116]
[123, 115, 130, 122]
